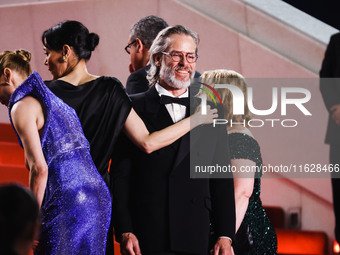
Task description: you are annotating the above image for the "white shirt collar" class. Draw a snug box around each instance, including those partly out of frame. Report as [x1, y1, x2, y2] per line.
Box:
[155, 83, 188, 123]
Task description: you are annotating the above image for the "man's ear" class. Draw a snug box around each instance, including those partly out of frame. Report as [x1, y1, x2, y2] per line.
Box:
[154, 53, 162, 66]
[135, 38, 145, 54]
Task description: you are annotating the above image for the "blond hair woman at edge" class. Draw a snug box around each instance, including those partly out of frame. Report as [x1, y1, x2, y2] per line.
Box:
[200, 69, 277, 255]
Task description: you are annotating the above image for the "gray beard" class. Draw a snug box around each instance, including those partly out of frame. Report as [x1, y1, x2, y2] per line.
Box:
[159, 59, 194, 89]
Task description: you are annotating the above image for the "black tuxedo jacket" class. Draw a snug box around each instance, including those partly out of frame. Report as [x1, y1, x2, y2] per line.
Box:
[126, 65, 201, 95]
[126, 65, 150, 95]
[112, 86, 235, 255]
[320, 33, 340, 144]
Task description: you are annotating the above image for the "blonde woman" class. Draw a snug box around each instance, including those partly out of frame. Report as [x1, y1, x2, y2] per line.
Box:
[200, 69, 277, 255]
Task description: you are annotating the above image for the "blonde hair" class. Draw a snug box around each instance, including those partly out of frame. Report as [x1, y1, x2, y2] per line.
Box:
[200, 69, 252, 127]
[0, 49, 32, 78]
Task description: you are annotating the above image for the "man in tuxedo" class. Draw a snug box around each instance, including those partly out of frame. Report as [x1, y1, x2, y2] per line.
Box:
[113, 25, 235, 255]
[320, 32, 340, 243]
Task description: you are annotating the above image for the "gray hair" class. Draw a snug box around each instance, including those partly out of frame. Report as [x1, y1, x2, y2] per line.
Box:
[130, 15, 168, 49]
[147, 25, 199, 87]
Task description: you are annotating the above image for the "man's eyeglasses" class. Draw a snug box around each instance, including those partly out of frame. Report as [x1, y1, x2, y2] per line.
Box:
[124, 40, 137, 54]
[162, 51, 198, 63]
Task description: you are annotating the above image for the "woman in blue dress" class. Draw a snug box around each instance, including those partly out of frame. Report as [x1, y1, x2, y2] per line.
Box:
[0, 50, 215, 255]
[0, 49, 111, 254]
[201, 69, 277, 255]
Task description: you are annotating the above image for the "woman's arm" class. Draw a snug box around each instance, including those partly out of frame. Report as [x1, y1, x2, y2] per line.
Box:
[232, 158, 255, 232]
[123, 106, 217, 154]
[11, 97, 47, 208]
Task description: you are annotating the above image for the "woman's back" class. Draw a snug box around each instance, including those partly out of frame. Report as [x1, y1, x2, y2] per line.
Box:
[9, 72, 111, 255]
[45, 77, 131, 185]
[229, 132, 277, 255]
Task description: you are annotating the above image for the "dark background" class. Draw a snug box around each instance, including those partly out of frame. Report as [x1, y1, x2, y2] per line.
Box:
[282, 0, 340, 31]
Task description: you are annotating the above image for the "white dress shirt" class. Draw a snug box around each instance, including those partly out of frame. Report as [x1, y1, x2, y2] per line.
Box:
[155, 83, 188, 123]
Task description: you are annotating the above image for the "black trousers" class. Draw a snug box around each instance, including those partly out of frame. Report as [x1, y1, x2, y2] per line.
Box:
[105, 220, 114, 254]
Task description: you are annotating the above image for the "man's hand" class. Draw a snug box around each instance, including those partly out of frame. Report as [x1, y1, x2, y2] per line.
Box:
[211, 237, 234, 255]
[121, 232, 141, 255]
[331, 104, 340, 126]
[191, 105, 218, 128]
[32, 240, 40, 251]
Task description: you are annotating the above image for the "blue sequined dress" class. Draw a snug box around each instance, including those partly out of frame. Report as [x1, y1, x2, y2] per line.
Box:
[230, 133, 277, 255]
[8, 72, 111, 255]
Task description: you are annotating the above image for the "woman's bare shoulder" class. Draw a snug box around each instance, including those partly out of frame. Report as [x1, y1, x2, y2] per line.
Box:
[228, 125, 255, 139]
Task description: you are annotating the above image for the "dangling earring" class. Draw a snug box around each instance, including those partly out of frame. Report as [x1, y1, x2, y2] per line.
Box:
[63, 56, 67, 63]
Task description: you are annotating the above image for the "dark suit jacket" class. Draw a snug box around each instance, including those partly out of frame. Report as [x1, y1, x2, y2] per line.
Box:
[126, 64, 201, 95]
[320, 33, 340, 144]
[112, 86, 235, 255]
[126, 65, 150, 94]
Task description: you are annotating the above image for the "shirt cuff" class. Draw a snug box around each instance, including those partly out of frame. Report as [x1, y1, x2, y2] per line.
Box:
[218, 236, 232, 244]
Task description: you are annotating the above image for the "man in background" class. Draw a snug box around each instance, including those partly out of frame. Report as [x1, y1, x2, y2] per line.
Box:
[125, 15, 168, 94]
[320, 32, 340, 243]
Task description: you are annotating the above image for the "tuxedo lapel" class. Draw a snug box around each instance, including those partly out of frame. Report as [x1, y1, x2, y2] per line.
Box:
[144, 86, 191, 167]
[173, 132, 189, 169]
[143, 86, 174, 131]
[172, 90, 198, 170]
[188, 96, 202, 148]
[173, 93, 215, 169]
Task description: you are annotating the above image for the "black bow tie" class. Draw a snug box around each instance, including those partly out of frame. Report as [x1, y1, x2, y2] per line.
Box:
[160, 95, 189, 107]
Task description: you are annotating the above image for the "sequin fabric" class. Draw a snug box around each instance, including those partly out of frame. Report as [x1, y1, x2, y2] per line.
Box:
[229, 133, 277, 255]
[8, 72, 111, 255]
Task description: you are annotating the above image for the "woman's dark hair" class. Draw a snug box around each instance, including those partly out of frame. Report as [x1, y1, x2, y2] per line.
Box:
[42, 20, 99, 61]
